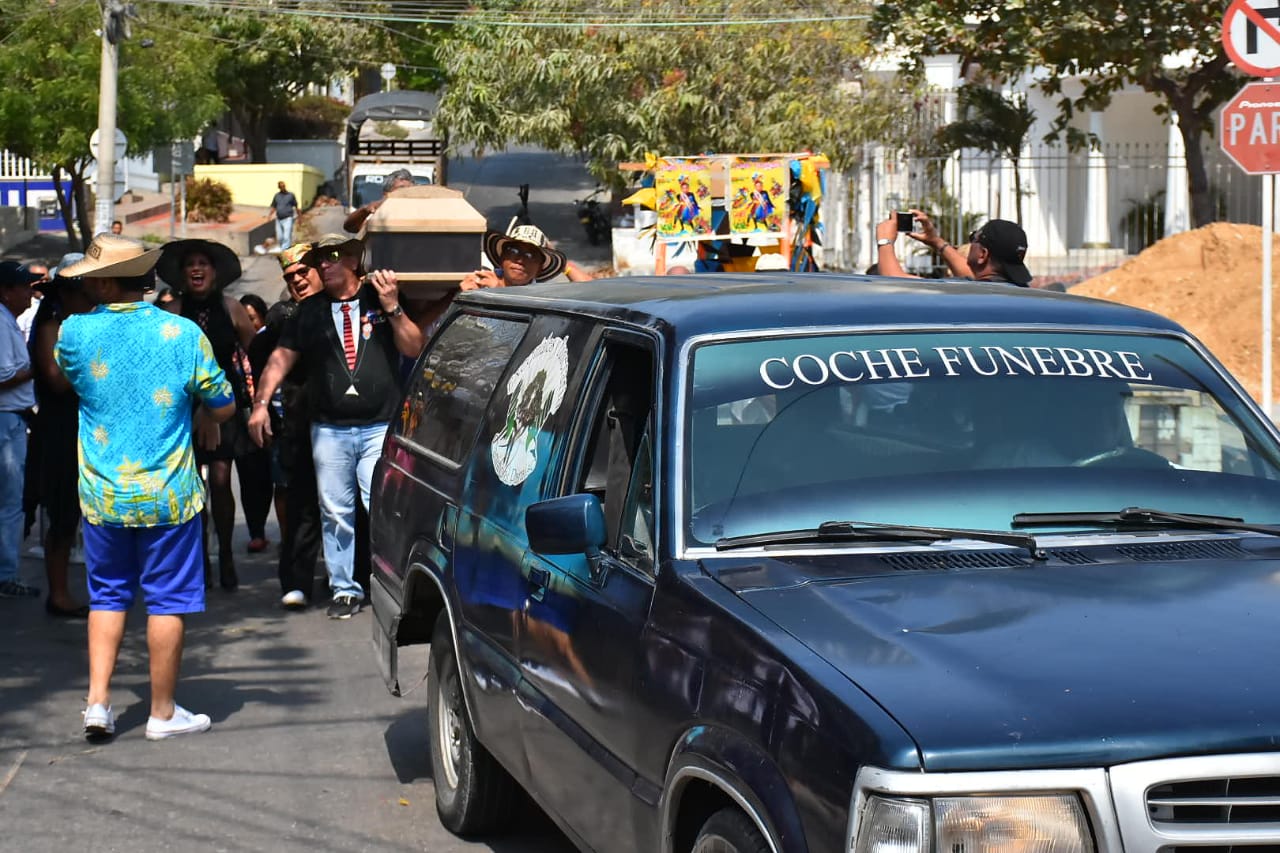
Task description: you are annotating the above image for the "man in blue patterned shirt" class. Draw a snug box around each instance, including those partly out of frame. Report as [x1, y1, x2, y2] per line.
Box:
[55, 234, 236, 741]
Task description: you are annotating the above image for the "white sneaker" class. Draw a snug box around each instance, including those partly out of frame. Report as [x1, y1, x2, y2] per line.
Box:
[281, 590, 307, 609]
[83, 703, 115, 738]
[145, 704, 211, 741]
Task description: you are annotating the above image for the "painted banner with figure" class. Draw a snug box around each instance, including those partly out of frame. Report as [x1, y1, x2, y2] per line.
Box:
[655, 159, 714, 238]
[729, 159, 787, 236]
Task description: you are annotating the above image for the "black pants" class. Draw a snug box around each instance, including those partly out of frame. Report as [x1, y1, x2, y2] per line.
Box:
[237, 445, 274, 540]
[277, 430, 370, 600]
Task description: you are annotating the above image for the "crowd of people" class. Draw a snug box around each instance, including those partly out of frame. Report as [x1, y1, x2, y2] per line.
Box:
[0, 189, 1036, 742]
[0, 215, 583, 740]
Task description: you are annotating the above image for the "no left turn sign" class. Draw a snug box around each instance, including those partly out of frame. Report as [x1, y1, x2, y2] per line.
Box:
[1224, 0, 1280, 77]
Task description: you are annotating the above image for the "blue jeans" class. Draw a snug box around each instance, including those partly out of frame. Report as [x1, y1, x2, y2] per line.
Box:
[0, 412, 28, 583]
[311, 421, 387, 599]
[275, 215, 295, 248]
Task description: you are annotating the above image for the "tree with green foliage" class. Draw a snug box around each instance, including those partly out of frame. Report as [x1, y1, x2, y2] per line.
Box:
[0, 0, 222, 246]
[435, 0, 911, 185]
[935, 84, 1037, 223]
[186, 4, 390, 162]
[871, 1, 1241, 228]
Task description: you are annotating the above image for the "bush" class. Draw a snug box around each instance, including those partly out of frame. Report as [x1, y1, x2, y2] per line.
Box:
[268, 95, 349, 140]
[185, 177, 232, 223]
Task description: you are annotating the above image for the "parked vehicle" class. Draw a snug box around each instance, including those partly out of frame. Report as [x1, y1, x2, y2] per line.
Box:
[370, 274, 1280, 853]
[344, 90, 446, 209]
[574, 187, 612, 245]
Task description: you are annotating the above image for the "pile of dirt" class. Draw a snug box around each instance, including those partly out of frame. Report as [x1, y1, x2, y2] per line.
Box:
[1075, 222, 1280, 401]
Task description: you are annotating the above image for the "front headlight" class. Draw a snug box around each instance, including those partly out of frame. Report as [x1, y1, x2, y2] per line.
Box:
[854, 794, 1094, 853]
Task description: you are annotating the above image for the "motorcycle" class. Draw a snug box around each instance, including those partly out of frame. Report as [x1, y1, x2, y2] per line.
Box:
[574, 188, 612, 246]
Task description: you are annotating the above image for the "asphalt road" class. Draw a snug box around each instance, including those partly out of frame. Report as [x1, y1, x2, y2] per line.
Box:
[0, 147, 604, 852]
[0, 526, 576, 852]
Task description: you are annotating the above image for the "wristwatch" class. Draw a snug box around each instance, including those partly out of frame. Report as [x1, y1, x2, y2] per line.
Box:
[876, 237, 894, 247]
[387, 304, 405, 318]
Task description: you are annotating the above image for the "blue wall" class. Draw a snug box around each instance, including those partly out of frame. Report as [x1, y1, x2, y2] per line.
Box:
[0, 178, 76, 231]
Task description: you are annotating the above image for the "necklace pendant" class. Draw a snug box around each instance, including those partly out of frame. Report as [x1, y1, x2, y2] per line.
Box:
[345, 383, 359, 397]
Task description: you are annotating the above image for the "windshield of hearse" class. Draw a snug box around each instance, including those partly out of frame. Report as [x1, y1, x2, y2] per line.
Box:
[686, 331, 1280, 545]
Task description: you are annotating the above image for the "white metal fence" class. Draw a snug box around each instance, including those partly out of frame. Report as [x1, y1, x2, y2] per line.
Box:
[0, 151, 47, 179]
[826, 143, 1262, 283]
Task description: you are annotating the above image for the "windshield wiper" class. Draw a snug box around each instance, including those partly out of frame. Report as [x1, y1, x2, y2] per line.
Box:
[715, 520, 1041, 556]
[1011, 506, 1280, 537]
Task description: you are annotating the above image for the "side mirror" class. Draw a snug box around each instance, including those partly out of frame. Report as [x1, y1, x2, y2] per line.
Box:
[526, 493, 607, 556]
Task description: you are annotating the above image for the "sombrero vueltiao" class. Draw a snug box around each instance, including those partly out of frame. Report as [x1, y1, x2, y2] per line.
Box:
[155, 238, 243, 292]
[482, 224, 568, 282]
[58, 234, 161, 279]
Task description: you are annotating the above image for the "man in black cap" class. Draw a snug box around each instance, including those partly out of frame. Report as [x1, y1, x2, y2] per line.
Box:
[965, 219, 1032, 286]
[0, 260, 40, 598]
[875, 212, 1033, 287]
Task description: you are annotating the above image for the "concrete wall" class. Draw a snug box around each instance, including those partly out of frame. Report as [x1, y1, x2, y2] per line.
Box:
[0, 206, 37, 252]
[193, 163, 325, 209]
[266, 140, 343, 184]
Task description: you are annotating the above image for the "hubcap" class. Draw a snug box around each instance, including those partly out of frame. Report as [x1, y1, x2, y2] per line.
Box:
[435, 675, 463, 789]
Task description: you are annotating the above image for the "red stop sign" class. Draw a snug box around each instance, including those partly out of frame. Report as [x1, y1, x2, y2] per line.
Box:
[1221, 81, 1280, 174]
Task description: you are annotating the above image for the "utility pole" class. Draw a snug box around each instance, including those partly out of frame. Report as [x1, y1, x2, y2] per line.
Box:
[94, 0, 129, 236]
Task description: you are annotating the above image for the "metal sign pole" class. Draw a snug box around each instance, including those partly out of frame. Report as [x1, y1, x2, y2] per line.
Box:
[1265, 172, 1274, 416]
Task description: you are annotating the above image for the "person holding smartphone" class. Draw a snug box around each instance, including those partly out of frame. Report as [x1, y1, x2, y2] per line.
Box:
[875, 210, 1033, 287]
[874, 209, 974, 280]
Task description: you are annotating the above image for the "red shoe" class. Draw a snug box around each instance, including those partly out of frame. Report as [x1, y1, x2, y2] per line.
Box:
[247, 537, 269, 553]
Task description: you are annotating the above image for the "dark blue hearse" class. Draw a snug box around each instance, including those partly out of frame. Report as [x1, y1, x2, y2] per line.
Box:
[370, 275, 1280, 853]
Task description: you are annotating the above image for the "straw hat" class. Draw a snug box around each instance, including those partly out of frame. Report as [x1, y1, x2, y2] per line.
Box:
[482, 224, 568, 282]
[155, 239, 242, 292]
[59, 234, 161, 279]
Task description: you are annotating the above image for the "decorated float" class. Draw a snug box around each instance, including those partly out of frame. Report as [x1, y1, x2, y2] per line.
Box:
[616, 151, 830, 274]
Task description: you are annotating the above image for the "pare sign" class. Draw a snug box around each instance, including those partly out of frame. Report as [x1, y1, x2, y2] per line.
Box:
[1220, 81, 1280, 175]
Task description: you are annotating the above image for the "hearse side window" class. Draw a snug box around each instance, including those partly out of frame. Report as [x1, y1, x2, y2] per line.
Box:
[397, 313, 528, 464]
[576, 341, 656, 574]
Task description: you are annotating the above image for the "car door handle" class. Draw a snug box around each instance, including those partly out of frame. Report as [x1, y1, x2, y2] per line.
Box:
[528, 566, 550, 602]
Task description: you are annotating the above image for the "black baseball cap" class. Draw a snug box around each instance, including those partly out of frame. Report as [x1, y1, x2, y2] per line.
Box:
[971, 219, 1032, 286]
[0, 260, 42, 288]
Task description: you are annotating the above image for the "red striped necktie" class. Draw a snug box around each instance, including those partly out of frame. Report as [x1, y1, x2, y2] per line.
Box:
[341, 303, 356, 370]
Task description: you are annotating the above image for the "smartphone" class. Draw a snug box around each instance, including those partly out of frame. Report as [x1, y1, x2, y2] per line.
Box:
[895, 211, 915, 232]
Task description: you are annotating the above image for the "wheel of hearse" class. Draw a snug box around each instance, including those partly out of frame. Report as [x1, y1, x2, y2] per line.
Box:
[692, 807, 772, 853]
[427, 613, 518, 835]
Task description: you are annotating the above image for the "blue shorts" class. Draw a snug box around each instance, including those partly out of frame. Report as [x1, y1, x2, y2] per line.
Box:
[84, 517, 205, 615]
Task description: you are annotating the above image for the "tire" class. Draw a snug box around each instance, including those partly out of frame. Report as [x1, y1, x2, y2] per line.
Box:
[427, 613, 518, 836]
[692, 807, 772, 853]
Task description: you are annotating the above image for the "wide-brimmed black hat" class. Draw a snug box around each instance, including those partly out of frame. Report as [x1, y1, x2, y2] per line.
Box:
[155, 239, 242, 292]
[971, 219, 1032, 286]
[481, 224, 568, 282]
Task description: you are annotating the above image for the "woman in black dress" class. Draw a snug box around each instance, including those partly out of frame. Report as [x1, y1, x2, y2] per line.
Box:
[157, 240, 256, 590]
[25, 254, 93, 617]
[237, 292, 277, 553]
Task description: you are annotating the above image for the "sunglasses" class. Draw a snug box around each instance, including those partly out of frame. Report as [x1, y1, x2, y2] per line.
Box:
[310, 248, 352, 265]
[502, 244, 540, 263]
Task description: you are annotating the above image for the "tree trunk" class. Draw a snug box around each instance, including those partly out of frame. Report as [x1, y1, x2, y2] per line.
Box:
[1012, 157, 1023, 224]
[71, 170, 93, 250]
[1177, 108, 1213, 228]
[52, 164, 78, 247]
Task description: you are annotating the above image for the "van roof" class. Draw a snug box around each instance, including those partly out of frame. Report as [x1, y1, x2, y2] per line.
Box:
[456, 274, 1189, 342]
